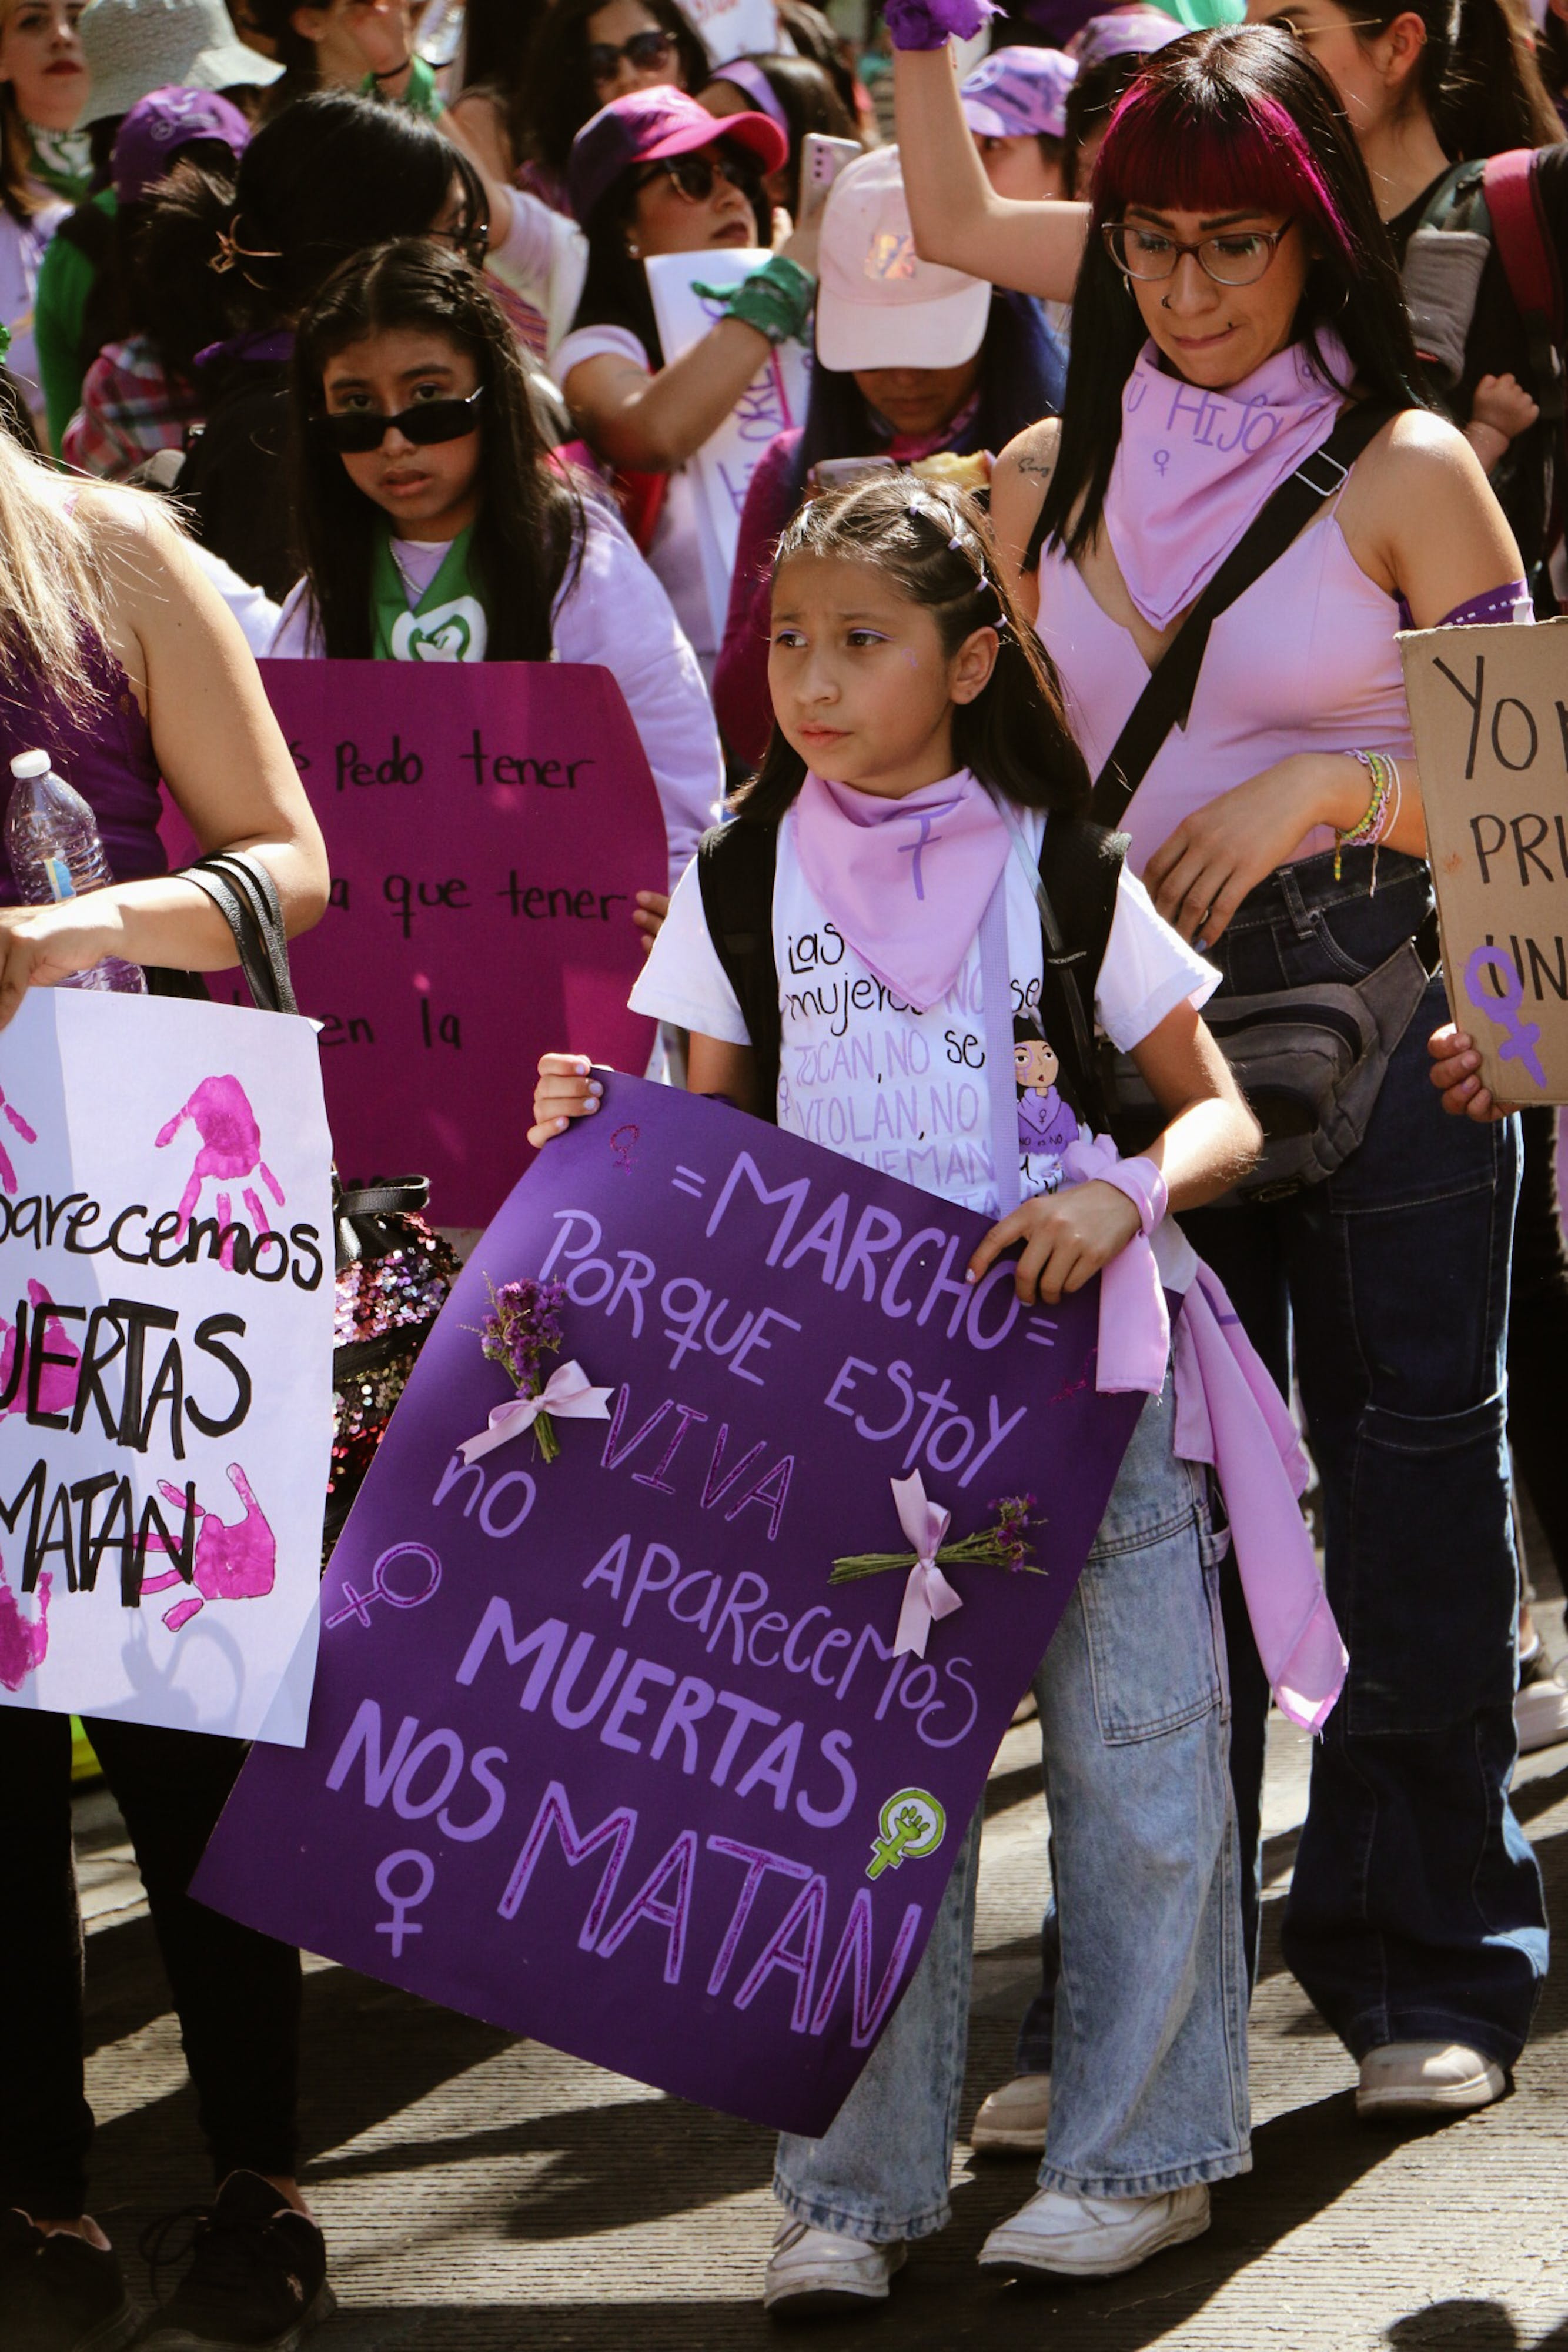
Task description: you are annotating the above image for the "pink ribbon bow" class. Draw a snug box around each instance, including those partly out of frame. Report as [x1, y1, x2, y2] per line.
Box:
[457, 1361, 613, 1465]
[890, 1471, 964, 1657]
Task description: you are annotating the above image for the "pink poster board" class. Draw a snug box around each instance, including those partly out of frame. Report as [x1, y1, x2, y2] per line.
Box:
[162, 661, 663, 1228]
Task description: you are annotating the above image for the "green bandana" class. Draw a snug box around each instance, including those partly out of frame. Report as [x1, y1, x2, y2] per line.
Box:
[370, 526, 487, 662]
[26, 123, 92, 202]
[360, 54, 444, 118]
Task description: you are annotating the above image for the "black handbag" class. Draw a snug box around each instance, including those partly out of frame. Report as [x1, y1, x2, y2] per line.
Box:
[1086, 400, 1429, 1204]
[178, 851, 456, 1558]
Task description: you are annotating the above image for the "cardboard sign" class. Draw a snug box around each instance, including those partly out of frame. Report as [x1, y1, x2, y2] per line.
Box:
[646, 253, 812, 647]
[1402, 616, 1568, 1102]
[162, 663, 664, 1230]
[0, 990, 333, 1742]
[195, 1076, 1143, 2133]
[685, 0, 781, 66]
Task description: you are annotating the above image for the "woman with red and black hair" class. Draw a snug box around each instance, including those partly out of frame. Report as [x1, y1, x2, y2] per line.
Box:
[895, 14, 1548, 2160]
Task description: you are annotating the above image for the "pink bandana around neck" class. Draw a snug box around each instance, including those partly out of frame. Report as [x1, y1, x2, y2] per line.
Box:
[793, 767, 1009, 1013]
[1102, 333, 1352, 629]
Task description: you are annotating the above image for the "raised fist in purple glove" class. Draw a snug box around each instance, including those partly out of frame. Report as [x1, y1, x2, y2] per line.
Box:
[883, 0, 1001, 49]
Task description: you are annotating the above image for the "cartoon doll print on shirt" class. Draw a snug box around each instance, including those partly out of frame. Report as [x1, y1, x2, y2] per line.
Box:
[1014, 1019, 1081, 1182]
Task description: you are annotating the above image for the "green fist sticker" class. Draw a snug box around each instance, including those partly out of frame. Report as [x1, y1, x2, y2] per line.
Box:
[867, 1788, 947, 1880]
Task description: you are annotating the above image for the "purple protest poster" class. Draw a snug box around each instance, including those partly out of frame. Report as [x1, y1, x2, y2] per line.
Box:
[160, 663, 665, 1229]
[195, 1078, 1142, 2136]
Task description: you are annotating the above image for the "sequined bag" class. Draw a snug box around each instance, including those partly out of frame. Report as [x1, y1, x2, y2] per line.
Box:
[327, 1178, 457, 1559]
[176, 853, 457, 1562]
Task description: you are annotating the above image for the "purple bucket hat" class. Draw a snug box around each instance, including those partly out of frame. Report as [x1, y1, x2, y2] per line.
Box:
[961, 47, 1078, 141]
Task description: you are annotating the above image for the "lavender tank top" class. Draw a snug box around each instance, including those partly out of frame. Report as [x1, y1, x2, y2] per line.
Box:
[1035, 512, 1415, 878]
[0, 633, 165, 907]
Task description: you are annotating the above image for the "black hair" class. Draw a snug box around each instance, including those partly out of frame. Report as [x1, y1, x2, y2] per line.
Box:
[1350, 0, 1560, 157]
[289, 238, 583, 661]
[523, 0, 710, 178]
[701, 52, 858, 213]
[774, 0, 861, 126]
[1062, 55, 1146, 195]
[138, 89, 483, 333]
[1039, 25, 1426, 570]
[571, 138, 774, 361]
[456, 0, 550, 175]
[794, 288, 1065, 493]
[737, 472, 1091, 824]
[79, 144, 240, 380]
[239, 0, 319, 93]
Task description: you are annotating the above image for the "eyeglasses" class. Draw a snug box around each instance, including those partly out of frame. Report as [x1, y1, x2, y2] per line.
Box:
[1103, 218, 1295, 286]
[314, 385, 484, 455]
[1271, 13, 1384, 38]
[431, 215, 490, 268]
[588, 28, 674, 80]
[634, 149, 758, 203]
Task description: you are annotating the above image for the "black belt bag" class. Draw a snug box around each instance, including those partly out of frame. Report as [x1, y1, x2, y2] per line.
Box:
[1105, 937, 1430, 1203]
[1084, 399, 1414, 1205]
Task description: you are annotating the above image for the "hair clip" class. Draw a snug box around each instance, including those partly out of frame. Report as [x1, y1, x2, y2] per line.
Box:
[209, 217, 283, 278]
[948, 533, 964, 551]
[977, 569, 990, 592]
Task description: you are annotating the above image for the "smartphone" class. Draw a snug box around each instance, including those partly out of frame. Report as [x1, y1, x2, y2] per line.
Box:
[798, 133, 861, 226]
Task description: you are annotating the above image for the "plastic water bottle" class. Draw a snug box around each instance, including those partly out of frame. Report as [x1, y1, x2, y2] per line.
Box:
[5, 749, 146, 995]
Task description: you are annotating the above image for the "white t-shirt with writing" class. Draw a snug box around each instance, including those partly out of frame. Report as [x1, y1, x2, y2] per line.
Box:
[631, 801, 1218, 1219]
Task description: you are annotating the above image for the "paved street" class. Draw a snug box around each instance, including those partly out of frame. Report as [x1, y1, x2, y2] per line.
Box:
[75, 1608, 1568, 2352]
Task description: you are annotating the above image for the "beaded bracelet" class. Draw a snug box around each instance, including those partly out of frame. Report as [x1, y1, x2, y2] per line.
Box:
[692, 252, 815, 348]
[1334, 749, 1402, 887]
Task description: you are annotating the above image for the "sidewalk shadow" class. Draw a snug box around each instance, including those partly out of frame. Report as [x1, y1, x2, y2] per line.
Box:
[1387, 2303, 1568, 2350]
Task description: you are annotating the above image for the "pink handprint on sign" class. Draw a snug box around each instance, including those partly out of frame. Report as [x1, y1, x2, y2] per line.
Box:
[0, 1558, 49, 1689]
[0, 1280, 81, 1420]
[142, 1463, 276, 1632]
[154, 1074, 284, 1244]
[0, 1083, 37, 1195]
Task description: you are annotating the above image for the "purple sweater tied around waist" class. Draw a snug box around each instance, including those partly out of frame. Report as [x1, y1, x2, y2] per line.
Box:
[0, 636, 165, 907]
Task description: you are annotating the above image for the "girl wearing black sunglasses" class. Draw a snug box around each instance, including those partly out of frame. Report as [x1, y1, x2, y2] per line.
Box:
[271, 237, 720, 904]
[523, 0, 708, 186]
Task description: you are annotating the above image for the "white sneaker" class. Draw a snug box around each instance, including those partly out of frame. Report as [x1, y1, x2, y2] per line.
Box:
[1356, 2042, 1507, 2120]
[970, 2073, 1052, 2154]
[763, 2219, 906, 2313]
[978, 2184, 1210, 2279]
[1516, 1646, 1568, 1753]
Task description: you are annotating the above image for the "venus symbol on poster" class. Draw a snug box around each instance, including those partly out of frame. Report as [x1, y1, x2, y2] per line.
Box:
[0, 988, 333, 1740]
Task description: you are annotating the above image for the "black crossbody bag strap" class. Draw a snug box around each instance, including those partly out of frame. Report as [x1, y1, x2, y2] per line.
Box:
[1089, 401, 1396, 830]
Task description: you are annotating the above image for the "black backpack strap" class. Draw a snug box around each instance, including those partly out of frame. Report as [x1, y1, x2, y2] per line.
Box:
[1089, 399, 1396, 829]
[1032, 813, 1126, 1135]
[696, 818, 781, 1123]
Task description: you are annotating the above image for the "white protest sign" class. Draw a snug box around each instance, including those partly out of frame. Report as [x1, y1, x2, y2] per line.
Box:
[0, 988, 334, 1741]
[646, 249, 812, 647]
[1401, 614, 1568, 1104]
[684, 0, 781, 66]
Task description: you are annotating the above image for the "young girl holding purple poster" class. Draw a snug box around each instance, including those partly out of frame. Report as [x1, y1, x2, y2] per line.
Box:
[268, 238, 720, 905]
[530, 468, 1346, 2313]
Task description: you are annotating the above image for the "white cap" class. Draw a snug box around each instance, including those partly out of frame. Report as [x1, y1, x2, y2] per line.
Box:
[815, 145, 991, 375]
[10, 750, 49, 779]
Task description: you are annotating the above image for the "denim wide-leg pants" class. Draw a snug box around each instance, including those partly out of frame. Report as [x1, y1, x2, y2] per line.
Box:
[1182, 849, 1548, 2066]
[774, 1382, 1251, 2243]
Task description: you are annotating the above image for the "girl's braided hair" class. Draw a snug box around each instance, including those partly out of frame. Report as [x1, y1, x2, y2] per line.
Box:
[737, 471, 1091, 823]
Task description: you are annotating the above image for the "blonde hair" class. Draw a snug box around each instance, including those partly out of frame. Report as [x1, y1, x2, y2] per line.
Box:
[0, 434, 126, 703]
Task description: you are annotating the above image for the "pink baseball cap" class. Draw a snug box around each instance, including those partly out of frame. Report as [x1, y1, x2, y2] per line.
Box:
[961, 47, 1078, 142]
[568, 86, 788, 224]
[816, 145, 990, 373]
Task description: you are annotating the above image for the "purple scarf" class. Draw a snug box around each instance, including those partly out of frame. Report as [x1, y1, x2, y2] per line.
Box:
[792, 767, 1010, 1011]
[1103, 333, 1352, 629]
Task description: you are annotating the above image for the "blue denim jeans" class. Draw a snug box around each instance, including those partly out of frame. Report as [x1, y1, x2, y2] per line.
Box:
[1180, 848, 1546, 2065]
[774, 1383, 1250, 2242]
